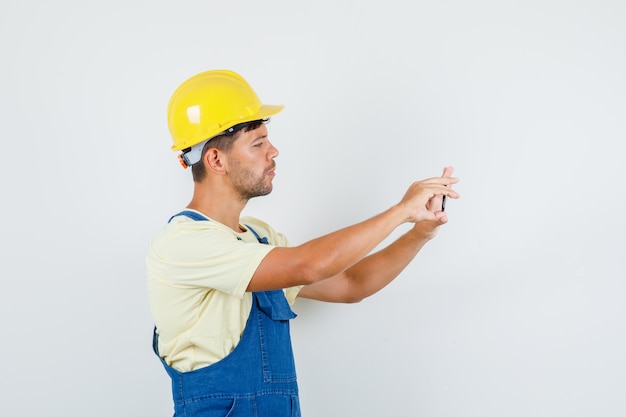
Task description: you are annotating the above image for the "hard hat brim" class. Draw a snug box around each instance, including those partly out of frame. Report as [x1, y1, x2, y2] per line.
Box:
[170, 104, 284, 151]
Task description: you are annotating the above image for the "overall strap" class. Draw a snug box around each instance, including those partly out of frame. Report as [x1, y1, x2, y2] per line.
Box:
[168, 210, 209, 223]
[244, 224, 269, 244]
[168, 211, 269, 245]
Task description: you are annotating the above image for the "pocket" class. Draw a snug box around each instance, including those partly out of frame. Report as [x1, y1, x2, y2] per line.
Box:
[290, 394, 301, 417]
[255, 291, 297, 321]
[254, 394, 301, 417]
[255, 291, 298, 383]
[183, 397, 237, 417]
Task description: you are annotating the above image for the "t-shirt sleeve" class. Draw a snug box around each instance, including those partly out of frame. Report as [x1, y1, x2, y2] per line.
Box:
[241, 216, 303, 303]
[152, 219, 274, 298]
[284, 285, 303, 304]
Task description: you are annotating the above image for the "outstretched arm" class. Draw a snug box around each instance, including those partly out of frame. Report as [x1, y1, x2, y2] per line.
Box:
[247, 167, 458, 293]
[297, 166, 455, 303]
[297, 216, 442, 303]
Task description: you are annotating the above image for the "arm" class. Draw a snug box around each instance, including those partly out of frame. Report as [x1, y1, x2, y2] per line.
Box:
[246, 171, 459, 292]
[281, 166, 454, 302]
[297, 217, 444, 303]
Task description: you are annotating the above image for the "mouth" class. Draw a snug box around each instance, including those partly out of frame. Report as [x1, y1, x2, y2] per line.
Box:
[266, 163, 276, 176]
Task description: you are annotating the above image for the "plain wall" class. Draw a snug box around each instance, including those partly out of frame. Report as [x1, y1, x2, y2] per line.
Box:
[1, 0, 625, 416]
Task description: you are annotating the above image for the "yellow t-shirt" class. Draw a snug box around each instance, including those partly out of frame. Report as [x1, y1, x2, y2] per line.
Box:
[146, 210, 301, 372]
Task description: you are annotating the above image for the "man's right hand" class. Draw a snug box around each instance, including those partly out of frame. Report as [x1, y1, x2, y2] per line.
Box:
[396, 169, 459, 224]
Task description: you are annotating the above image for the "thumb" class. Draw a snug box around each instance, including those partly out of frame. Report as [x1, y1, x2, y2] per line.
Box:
[419, 210, 445, 223]
[433, 211, 448, 224]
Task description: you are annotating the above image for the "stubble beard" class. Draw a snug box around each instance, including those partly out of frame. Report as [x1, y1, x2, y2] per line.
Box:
[231, 162, 274, 202]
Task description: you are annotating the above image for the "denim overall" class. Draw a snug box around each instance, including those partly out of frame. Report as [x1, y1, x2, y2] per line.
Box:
[153, 211, 300, 417]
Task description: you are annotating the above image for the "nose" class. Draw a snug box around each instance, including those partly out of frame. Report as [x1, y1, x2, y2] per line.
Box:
[268, 140, 279, 159]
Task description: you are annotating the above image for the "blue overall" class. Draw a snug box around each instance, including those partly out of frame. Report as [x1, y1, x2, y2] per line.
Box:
[153, 211, 301, 417]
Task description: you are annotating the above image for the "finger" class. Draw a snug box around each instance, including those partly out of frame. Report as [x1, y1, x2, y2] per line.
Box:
[429, 186, 460, 199]
[426, 210, 448, 223]
[441, 188, 460, 199]
[429, 167, 452, 211]
[420, 189, 459, 213]
[420, 176, 459, 186]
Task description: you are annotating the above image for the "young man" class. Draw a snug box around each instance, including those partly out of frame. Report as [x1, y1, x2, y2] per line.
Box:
[146, 69, 459, 417]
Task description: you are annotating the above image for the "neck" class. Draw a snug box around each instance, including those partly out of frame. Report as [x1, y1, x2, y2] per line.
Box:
[187, 182, 248, 232]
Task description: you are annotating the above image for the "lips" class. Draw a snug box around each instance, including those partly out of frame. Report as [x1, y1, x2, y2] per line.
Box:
[266, 163, 276, 176]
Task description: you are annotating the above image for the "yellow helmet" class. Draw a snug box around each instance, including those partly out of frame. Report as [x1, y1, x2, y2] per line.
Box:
[167, 69, 284, 167]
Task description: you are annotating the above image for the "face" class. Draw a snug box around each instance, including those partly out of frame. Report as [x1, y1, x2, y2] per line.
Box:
[225, 124, 279, 201]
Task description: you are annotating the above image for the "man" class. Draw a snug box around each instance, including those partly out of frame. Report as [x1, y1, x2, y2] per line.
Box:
[146, 69, 459, 417]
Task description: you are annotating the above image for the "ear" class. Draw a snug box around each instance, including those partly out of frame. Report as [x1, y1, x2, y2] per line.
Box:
[203, 148, 227, 174]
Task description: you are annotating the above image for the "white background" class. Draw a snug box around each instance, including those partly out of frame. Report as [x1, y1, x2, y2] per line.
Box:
[1, 1, 625, 416]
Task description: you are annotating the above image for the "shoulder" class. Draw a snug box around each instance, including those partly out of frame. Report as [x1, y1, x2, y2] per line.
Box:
[161, 214, 236, 242]
[150, 213, 241, 259]
[240, 216, 290, 247]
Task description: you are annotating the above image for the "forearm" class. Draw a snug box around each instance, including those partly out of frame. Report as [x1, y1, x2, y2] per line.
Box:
[297, 224, 434, 303]
[295, 205, 407, 282]
[341, 227, 431, 301]
[250, 205, 408, 291]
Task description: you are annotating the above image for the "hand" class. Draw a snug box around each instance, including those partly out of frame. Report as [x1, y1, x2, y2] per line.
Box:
[426, 166, 454, 218]
[410, 218, 443, 240]
[397, 166, 459, 224]
[409, 166, 457, 240]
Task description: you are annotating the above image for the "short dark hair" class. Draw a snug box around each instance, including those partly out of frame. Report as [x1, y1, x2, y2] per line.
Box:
[191, 119, 266, 182]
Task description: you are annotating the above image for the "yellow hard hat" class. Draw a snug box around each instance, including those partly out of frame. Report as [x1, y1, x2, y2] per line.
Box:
[167, 69, 284, 166]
